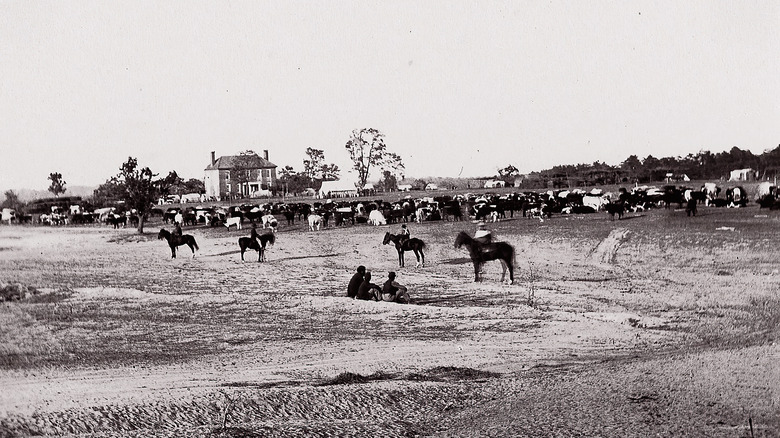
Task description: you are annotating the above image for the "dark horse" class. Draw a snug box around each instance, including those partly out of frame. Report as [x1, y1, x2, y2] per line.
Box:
[238, 233, 276, 262]
[382, 232, 426, 268]
[158, 229, 199, 259]
[454, 231, 514, 284]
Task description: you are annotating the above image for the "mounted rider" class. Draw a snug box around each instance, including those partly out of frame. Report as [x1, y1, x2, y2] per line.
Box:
[474, 221, 492, 245]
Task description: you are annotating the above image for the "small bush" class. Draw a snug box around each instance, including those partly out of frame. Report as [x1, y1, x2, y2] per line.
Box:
[0, 283, 39, 301]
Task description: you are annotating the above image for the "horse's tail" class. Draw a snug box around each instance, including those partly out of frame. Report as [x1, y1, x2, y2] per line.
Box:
[192, 237, 199, 251]
[417, 239, 426, 250]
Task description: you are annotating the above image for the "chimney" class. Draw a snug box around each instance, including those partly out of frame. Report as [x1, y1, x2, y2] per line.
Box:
[263, 150, 269, 161]
[211, 151, 216, 166]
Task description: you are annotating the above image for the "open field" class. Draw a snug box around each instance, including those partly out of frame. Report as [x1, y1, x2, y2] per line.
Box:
[1, 203, 780, 437]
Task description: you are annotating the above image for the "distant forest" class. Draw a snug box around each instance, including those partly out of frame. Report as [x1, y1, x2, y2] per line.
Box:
[516, 145, 780, 189]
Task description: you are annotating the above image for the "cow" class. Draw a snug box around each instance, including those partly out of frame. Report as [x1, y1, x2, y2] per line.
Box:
[726, 187, 748, 208]
[224, 216, 242, 230]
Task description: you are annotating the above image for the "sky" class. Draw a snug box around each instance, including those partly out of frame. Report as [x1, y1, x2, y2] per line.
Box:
[1, 1, 778, 191]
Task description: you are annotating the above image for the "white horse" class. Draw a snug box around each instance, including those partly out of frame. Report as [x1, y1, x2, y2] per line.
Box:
[225, 216, 242, 230]
[308, 213, 323, 231]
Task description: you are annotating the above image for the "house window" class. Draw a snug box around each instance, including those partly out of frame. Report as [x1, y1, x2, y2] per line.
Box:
[225, 172, 230, 180]
[263, 169, 270, 179]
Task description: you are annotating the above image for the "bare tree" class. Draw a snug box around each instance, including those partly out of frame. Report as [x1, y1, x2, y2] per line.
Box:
[345, 128, 404, 189]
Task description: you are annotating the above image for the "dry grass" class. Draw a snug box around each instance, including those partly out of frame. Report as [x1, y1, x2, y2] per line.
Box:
[1, 204, 779, 436]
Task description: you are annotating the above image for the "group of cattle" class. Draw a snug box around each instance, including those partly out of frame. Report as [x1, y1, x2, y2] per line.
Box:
[163, 182, 752, 235]
[3, 181, 774, 231]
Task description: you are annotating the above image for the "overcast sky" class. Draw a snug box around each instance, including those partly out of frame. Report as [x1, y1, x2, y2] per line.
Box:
[1, 1, 778, 191]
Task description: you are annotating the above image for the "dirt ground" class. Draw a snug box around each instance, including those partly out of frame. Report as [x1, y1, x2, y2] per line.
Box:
[1, 204, 779, 437]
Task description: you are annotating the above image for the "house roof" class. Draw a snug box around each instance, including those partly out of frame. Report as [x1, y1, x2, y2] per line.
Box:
[205, 154, 277, 171]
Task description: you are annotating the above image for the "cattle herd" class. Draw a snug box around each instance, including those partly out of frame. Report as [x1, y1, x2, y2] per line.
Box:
[1, 181, 777, 230]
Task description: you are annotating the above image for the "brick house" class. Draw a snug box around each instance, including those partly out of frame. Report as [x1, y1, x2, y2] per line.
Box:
[204, 150, 278, 200]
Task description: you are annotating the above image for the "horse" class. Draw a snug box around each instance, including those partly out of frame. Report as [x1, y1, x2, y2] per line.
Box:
[454, 231, 514, 284]
[382, 232, 425, 268]
[308, 213, 323, 231]
[238, 233, 275, 262]
[158, 229, 199, 259]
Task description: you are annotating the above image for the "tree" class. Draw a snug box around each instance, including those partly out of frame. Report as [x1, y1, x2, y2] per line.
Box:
[377, 170, 398, 192]
[304, 147, 340, 182]
[320, 163, 340, 181]
[497, 165, 519, 183]
[278, 166, 312, 195]
[2, 190, 23, 212]
[48, 172, 67, 197]
[115, 157, 159, 234]
[181, 178, 205, 194]
[303, 148, 325, 180]
[345, 128, 404, 190]
[156, 171, 183, 198]
[92, 178, 125, 208]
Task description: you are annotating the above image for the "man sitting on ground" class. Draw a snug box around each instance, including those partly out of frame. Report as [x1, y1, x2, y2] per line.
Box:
[356, 271, 382, 301]
[381, 271, 410, 304]
[347, 265, 366, 299]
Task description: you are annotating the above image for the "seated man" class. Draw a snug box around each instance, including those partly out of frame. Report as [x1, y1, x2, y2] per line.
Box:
[356, 271, 382, 301]
[381, 271, 410, 304]
[347, 265, 366, 299]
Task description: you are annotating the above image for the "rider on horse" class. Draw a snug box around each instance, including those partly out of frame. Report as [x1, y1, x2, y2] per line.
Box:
[474, 222, 492, 245]
[400, 224, 410, 244]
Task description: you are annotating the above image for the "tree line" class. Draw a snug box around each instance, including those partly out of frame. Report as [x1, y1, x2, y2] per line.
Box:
[499, 145, 780, 188]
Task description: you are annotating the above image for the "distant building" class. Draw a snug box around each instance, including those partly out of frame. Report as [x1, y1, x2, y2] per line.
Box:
[204, 150, 277, 201]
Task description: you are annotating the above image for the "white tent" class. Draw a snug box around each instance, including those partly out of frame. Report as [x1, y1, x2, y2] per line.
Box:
[319, 180, 358, 198]
[729, 168, 756, 182]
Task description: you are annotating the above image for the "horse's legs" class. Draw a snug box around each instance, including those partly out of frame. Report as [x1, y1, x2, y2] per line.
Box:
[500, 260, 507, 283]
[170, 245, 176, 259]
[188, 243, 196, 258]
[240, 248, 246, 261]
[473, 261, 481, 282]
[398, 249, 404, 267]
[413, 249, 422, 268]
